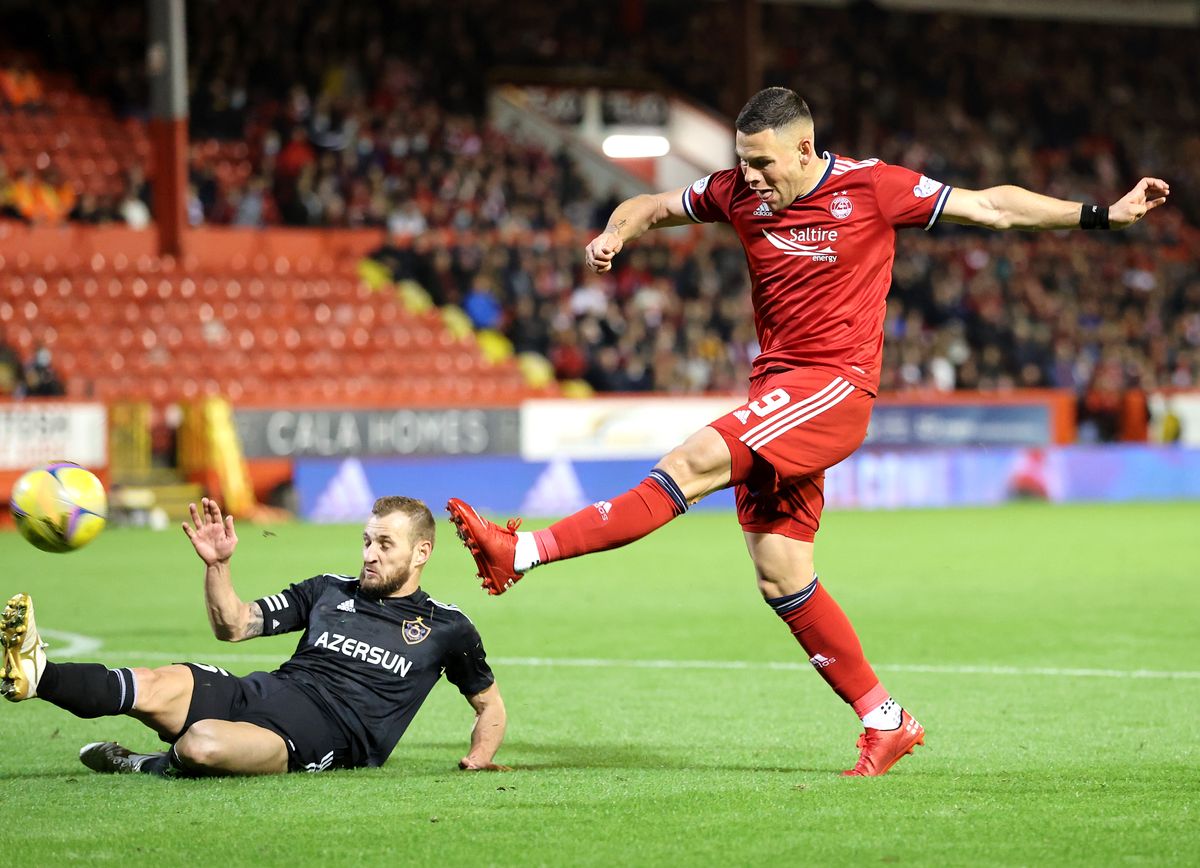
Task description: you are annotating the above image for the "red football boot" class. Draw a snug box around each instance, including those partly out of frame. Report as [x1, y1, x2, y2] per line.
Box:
[446, 498, 524, 595]
[841, 709, 925, 777]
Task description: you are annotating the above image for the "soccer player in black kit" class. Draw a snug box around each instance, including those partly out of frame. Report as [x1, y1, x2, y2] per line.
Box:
[0, 496, 508, 775]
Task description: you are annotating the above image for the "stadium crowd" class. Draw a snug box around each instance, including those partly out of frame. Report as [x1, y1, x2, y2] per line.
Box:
[2, 0, 1198, 424]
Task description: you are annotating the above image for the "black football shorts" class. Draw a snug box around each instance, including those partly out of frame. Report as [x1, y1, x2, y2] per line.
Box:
[177, 663, 352, 773]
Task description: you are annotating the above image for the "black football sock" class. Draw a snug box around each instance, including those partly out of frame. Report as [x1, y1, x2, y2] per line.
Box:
[137, 745, 189, 777]
[36, 662, 138, 718]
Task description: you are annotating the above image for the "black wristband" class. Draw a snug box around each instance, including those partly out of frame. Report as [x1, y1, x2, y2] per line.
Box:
[1080, 204, 1110, 230]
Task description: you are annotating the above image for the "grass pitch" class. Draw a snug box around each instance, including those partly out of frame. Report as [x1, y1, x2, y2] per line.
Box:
[2, 501, 1198, 866]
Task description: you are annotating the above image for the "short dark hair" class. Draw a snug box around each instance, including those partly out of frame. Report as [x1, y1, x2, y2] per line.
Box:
[371, 496, 436, 547]
[735, 87, 812, 135]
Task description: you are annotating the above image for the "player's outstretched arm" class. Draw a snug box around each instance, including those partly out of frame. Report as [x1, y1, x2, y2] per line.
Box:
[182, 498, 262, 642]
[585, 188, 694, 273]
[941, 178, 1169, 231]
[458, 683, 511, 771]
[1108, 177, 1171, 228]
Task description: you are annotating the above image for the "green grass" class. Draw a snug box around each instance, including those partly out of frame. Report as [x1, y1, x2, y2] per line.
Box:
[2, 502, 1199, 866]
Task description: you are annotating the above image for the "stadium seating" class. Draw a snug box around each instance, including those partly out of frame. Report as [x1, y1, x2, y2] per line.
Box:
[2, 2, 1197, 406]
[0, 245, 547, 405]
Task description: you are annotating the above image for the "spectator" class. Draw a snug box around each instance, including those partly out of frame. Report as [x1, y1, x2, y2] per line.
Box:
[10, 169, 72, 225]
[276, 126, 316, 178]
[0, 339, 22, 396]
[23, 347, 66, 398]
[462, 277, 504, 331]
[0, 60, 45, 111]
[69, 191, 116, 224]
[0, 160, 18, 219]
[119, 187, 151, 228]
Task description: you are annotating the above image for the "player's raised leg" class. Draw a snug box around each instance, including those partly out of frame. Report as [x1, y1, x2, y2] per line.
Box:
[3, 592, 161, 721]
[747, 532, 924, 776]
[2, 592, 207, 776]
[1, 592, 46, 701]
[448, 427, 733, 595]
[3, 591, 207, 759]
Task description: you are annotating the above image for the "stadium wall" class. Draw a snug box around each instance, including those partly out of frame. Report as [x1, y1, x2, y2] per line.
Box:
[0, 223, 384, 266]
[294, 445, 1200, 522]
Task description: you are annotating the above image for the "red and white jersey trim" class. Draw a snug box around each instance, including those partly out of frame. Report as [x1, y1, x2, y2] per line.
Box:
[739, 376, 856, 450]
[830, 157, 879, 176]
[924, 185, 952, 231]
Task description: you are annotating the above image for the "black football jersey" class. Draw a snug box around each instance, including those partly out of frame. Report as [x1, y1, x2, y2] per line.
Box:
[254, 574, 494, 767]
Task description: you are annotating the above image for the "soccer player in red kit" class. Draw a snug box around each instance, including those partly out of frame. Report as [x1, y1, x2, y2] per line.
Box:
[448, 87, 1169, 776]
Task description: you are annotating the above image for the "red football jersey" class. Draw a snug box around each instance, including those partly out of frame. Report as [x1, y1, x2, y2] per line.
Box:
[682, 152, 951, 393]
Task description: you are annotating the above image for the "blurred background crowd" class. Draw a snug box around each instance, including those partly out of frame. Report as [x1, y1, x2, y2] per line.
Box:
[1, 0, 1197, 440]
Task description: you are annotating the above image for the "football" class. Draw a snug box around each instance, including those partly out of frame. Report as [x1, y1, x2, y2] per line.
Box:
[9, 461, 108, 553]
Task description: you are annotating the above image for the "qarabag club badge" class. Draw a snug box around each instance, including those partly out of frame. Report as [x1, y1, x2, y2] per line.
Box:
[402, 617, 431, 645]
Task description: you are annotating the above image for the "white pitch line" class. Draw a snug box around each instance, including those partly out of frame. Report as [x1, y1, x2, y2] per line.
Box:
[40, 629, 103, 658]
[493, 657, 1200, 681]
[65, 644, 1200, 681]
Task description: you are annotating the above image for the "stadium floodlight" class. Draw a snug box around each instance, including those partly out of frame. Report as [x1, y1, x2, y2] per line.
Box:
[602, 135, 671, 158]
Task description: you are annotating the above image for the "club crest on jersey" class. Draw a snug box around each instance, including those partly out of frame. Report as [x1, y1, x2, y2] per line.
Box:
[912, 176, 941, 198]
[830, 196, 853, 219]
[402, 616, 431, 646]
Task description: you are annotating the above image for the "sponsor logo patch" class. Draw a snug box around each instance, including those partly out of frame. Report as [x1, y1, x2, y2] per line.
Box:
[691, 175, 711, 196]
[912, 175, 941, 198]
[762, 229, 838, 263]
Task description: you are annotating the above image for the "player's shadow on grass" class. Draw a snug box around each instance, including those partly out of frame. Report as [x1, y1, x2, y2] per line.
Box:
[405, 741, 821, 772]
[0, 770, 106, 781]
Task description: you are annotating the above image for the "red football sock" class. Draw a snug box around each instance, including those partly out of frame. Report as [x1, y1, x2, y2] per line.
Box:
[776, 582, 885, 712]
[534, 475, 683, 563]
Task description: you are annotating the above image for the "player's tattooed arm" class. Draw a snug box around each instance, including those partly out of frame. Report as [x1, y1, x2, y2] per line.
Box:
[587, 188, 694, 273]
[242, 601, 264, 640]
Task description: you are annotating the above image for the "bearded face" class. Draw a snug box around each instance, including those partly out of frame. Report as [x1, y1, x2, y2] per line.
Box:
[358, 562, 411, 599]
[359, 512, 430, 599]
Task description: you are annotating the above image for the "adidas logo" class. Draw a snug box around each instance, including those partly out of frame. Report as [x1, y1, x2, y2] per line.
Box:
[733, 409, 751, 424]
[521, 456, 588, 516]
[336, 599, 356, 613]
[809, 653, 836, 669]
[753, 201, 772, 217]
[312, 458, 376, 522]
[592, 500, 613, 521]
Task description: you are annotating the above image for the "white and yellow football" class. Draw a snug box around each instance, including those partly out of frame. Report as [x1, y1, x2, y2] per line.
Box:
[9, 461, 107, 553]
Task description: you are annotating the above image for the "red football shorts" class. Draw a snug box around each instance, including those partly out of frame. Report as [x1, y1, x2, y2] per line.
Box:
[708, 368, 873, 542]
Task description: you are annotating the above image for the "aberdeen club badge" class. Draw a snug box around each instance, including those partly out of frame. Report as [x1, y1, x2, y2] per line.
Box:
[402, 616, 431, 645]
